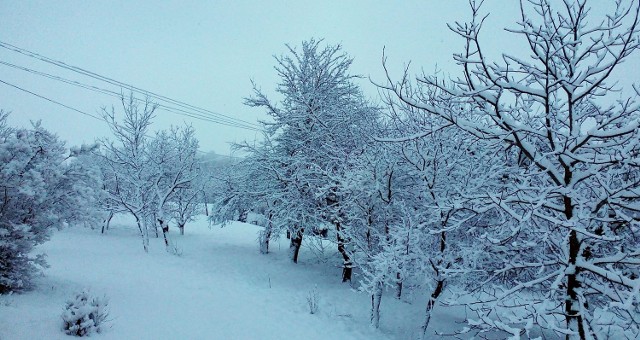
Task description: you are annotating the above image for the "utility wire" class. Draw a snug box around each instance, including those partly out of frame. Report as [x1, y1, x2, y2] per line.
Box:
[0, 60, 262, 131]
[0, 78, 103, 121]
[0, 40, 261, 129]
[0, 77, 217, 155]
[0, 40, 262, 130]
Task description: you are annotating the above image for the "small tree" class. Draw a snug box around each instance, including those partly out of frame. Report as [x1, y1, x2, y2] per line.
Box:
[148, 125, 200, 243]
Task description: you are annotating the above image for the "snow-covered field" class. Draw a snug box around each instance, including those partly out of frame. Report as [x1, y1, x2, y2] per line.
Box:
[0, 215, 456, 340]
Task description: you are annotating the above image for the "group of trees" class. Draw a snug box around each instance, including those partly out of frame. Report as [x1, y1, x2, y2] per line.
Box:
[0, 94, 205, 292]
[212, 39, 379, 282]
[213, 1, 640, 338]
[98, 94, 203, 251]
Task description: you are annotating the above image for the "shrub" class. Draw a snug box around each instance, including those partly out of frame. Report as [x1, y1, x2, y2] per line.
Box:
[61, 289, 109, 336]
[306, 285, 320, 315]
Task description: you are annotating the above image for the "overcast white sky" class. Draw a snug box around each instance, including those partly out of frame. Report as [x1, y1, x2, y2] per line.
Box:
[0, 1, 636, 153]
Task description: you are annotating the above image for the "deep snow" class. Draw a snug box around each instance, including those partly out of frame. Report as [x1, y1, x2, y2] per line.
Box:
[0, 215, 460, 339]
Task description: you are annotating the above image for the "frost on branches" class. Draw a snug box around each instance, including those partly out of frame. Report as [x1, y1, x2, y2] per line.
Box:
[0, 112, 101, 293]
[382, 0, 640, 338]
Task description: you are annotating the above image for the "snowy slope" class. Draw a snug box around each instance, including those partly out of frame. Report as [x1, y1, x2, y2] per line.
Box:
[0, 216, 435, 340]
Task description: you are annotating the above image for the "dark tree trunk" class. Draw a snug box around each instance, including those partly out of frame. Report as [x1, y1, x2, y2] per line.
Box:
[154, 218, 159, 238]
[422, 231, 448, 337]
[336, 222, 352, 282]
[422, 278, 445, 337]
[563, 194, 586, 339]
[566, 229, 585, 339]
[289, 228, 303, 263]
[101, 210, 114, 234]
[158, 218, 169, 247]
[178, 222, 185, 236]
[395, 272, 403, 299]
[134, 215, 148, 253]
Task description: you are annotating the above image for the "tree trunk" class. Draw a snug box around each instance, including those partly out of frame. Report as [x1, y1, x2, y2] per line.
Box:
[259, 217, 273, 254]
[395, 272, 403, 299]
[135, 215, 148, 253]
[158, 218, 169, 248]
[371, 281, 383, 328]
[336, 222, 352, 282]
[422, 230, 448, 336]
[421, 278, 445, 338]
[563, 193, 586, 339]
[259, 228, 271, 254]
[101, 210, 114, 234]
[153, 215, 159, 238]
[178, 222, 185, 236]
[289, 228, 303, 263]
[565, 229, 586, 339]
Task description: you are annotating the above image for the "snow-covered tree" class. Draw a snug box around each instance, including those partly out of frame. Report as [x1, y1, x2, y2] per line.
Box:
[382, 0, 640, 337]
[148, 125, 201, 241]
[101, 94, 203, 249]
[211, 134, 301, 256]
[100, 94, 157, 252]
[340, 102, 500, 331]
[93, 152, 122, 234]
[389, 119, 500, 335]
[235, 140, 284, 254]
[338, 138, 405, 328]
[0, 112, 101, 293]
[245, 39, 378, 278]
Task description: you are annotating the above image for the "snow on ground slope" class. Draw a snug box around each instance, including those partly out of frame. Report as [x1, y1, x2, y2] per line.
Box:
[0, 215, 435, 340]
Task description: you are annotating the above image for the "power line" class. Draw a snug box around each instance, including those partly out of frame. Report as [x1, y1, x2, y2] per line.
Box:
[0, 78, 233, 156]
[0, 40, 261, 129]
[0, 40, 262, 130]
[0, 60, 262, 131]
[0, 78, 103, 121]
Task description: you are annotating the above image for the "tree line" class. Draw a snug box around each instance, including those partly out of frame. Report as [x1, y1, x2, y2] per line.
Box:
[211, 1, 640, 338]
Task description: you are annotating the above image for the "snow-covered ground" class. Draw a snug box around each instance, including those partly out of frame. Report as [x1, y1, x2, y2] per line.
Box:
[0, 215, 461, 340]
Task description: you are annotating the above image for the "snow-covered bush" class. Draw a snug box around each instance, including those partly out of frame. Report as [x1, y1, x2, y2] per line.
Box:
[61, 289, 109, 337]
